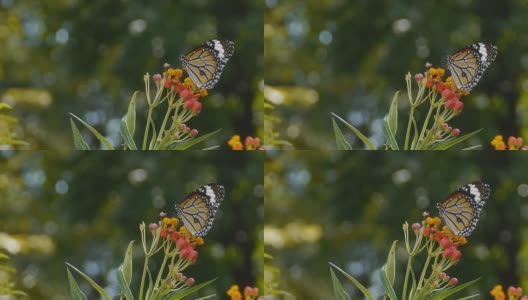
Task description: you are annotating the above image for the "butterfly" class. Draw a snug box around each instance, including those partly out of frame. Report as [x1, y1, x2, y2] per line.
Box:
[446, 42, 497, 91]
[436, 181, 490, 237]
[180, 39, 234, 90]
[175, 183, 225, 237]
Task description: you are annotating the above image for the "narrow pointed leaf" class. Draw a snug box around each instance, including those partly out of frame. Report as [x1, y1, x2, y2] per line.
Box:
[120, 116, 137, 150]
[70, 119, 90, 150]
[388, 91, 399, 135]
[385, 240, 397, 285]
[162, 278, 217, 300]
[382, 117, 399, 150]
[331, 113, 375, 150]
[116, 267, 134, 300]
[65, 263, 111, 300]
[330, 267, 351, 300]
[379, 266, 397, 300]
[126, 91, 138, 137]
[69, 113, 114, 150]
[427, 278, 480, 300]
[122, 241, 134, 285]
[333, 118, 352, 150]
[165, 129, 222, 150]
[66, 268, 88, 300]
[329, 262, 374, 300]
[431, 129, 483, 150]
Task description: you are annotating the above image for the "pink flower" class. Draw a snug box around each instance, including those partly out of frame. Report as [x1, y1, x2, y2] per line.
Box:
[449, 278, 458, 286]
[153, 74, 162, 82]
[439, 238, 451, 249]
[452, 128, 460, 137]
[412, 223, 421, 232]
[415, 73, 424, 83]
[185, 278, 195, 286]
[190, 129, 199, 137]
[148, 223, 158, 232]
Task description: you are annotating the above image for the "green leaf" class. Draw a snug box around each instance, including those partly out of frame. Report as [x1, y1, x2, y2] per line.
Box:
[264, 253, 274, 259]
[65, 263, 111, 300]
[69, 113, 114, 150]
[66, 268, 88, 300]
[457, 295, 481, 300]
[382, 116, 399, 150]
[431, 129, 483, 150]
[388, 91, 399, 135]
[330, 267, 351, 300]
[194, 295, 217, 300]
[117, 267, 134, 300]
[331, 113, 376, 150]
[126, 92, 138, 137]
[385, 240, 397, 285]
[329, 262, 374, 300]
[0, 102, 12, 110]
[427, 278, 480, 300]
[148, 118, 157, 150]
[462, 145, 482, 150]
[120, 116, 137, 150]
[162, 278, 217, 300]
[379, 266, 397, 300]
[332, 118, 352, 150]
[122, 241, 134, 285]
[70, 119, 90, 150]
[165, 129, 222, 150]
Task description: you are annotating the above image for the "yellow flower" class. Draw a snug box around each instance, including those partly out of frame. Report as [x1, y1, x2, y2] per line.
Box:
[195, 237, 205, 246]
[491, 135, 506, 150]
[428, 68, 445, 79]
[227, 285, 242, 300]
[199, 89, 208, 97]
[228, 135, 244, 150]
[491, 284, 505, 300]
[167, 68, 175, 76]
[426, 216, 442, 228]
[174, 68, 183, 78]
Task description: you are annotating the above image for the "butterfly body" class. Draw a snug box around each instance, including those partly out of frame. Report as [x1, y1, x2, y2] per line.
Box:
[175, 183, 225, 237]
[180, 39, 234, 89]
[447, 43, 497, 91]
[436, 181, 490, 237]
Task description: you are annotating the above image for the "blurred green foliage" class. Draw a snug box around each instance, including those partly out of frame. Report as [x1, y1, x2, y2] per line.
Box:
[0, 0, 263, 149]
[265, 151, 528, 299]
[265, 0, 528, 149]
[0, 151, 263, 299]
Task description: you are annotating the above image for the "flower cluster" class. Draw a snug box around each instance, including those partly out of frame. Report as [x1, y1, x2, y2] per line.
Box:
[154, 215, 204, 264]
[155, 64, 209, 116]
[491, 135, 528, 150]
[227, 284, 263, 300]
[228, 135, 264, 150]
[423, 67, 466, 114]
[491, 284, 528, 300]
[400, 212, 472, 298]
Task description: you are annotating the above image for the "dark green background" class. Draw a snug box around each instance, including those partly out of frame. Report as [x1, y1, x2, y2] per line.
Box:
[1, 0, 263, 149]
[0, 151, 263, 299]
[265, 151, 527, 299]
[265, 0, 528, 149]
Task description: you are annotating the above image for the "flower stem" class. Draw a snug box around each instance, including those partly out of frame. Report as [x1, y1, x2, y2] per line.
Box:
[402, 255, 413, 300]
[404, 105, 416, 150]
[154, 100, 175, 149]
[416, 101, 436, 149]
[417, 251, 433, 291]
[142, 105, 155, 150]
[139, 255, 150, 300]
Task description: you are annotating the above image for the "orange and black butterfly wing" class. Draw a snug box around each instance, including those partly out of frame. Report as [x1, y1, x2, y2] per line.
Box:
[180, 40, 234, 89]
[447, 43, 497, 91]
[175, 184, 225, 236]
[436, 181, 490, 237]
